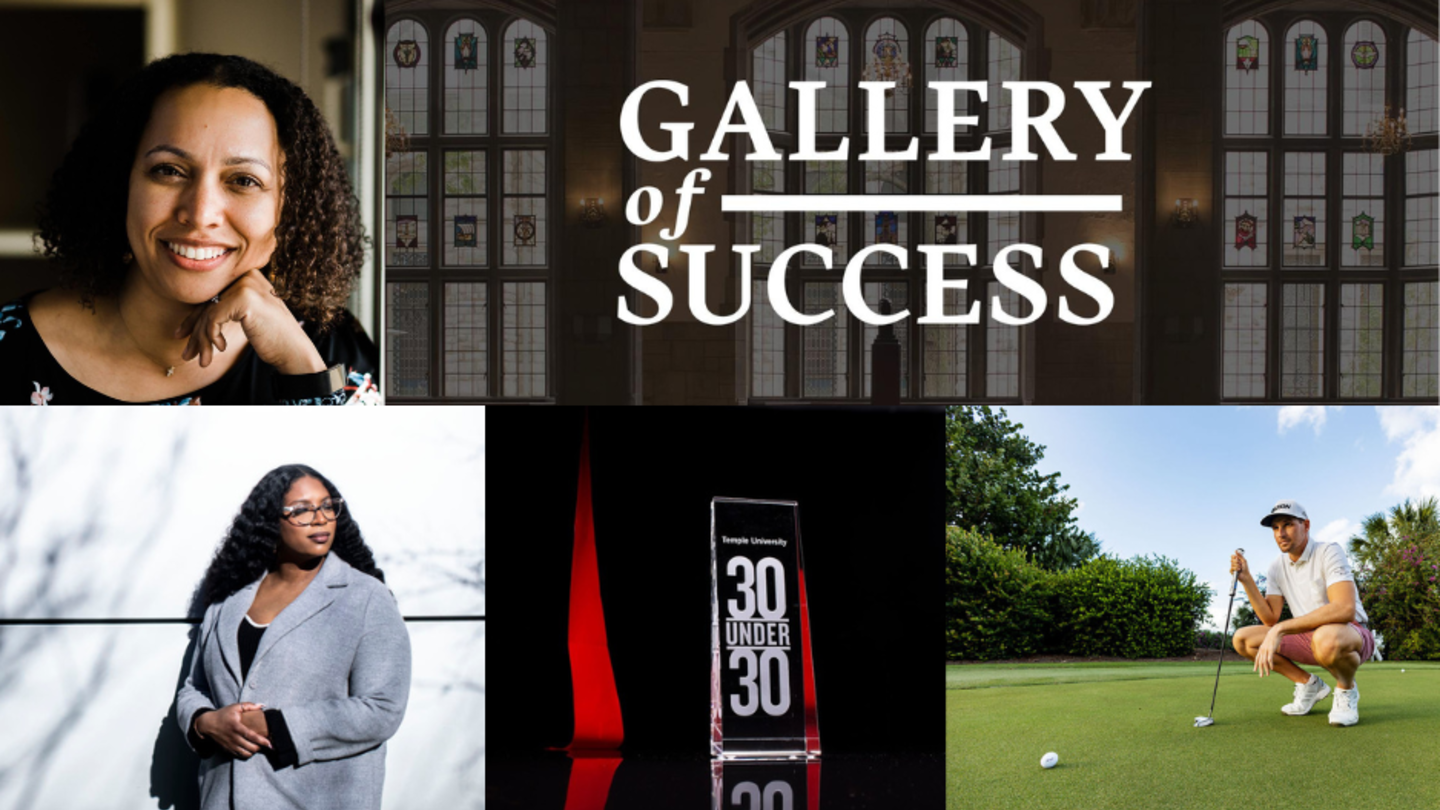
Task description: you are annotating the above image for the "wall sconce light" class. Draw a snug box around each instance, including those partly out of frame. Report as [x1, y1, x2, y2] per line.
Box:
[580, 197, 606, 228]
[1172, 198, 1197, 228]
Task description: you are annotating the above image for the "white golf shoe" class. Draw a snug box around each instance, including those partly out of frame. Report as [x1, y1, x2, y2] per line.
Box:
[1281, 675, 1331, 716]
[1329, 685, 1360, 727]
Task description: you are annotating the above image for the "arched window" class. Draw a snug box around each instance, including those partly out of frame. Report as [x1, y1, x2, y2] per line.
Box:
[745, 9, 1030, 402]
[385, 10, 554, 401]
[1225, 20, 1270, 135]
[1343, 21, 1386, 136]
[503, 20, 548, 134]
[1219, 12, 1437, 401]
[803, 17, 849, 132]
[1283, 20, 1326, 135]
[387, 19, 430, 136]
[444, 19, 487, 134]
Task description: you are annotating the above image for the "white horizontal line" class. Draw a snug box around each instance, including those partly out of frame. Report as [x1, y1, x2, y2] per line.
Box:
[728, 646, 792, 650]
[721, 194, 1122, 212]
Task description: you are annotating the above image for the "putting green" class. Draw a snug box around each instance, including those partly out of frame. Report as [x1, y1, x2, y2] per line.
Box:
[947, 661, 1440, 809]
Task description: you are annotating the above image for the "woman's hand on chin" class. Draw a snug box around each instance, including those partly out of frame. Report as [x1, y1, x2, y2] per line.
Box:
[175, 268, 326, 375]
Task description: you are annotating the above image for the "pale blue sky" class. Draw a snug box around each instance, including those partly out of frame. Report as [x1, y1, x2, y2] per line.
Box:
[993, 406, 1440, 630]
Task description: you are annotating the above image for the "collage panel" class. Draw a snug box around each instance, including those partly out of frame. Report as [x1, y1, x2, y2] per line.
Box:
[486, 407, 946, 810]
[0, 408, 484, 808]
[947, 405, 1440, 808]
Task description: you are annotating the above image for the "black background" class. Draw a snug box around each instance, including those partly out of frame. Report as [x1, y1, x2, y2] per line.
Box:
[486, 407, 946, 757]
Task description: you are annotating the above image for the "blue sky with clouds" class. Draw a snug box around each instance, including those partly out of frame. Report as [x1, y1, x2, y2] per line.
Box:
[994, 406, 1440, 630]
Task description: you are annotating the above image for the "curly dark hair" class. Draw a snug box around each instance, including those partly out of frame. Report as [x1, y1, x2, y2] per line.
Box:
[198, 464, 384, 608]
[36, 53, 365, 329]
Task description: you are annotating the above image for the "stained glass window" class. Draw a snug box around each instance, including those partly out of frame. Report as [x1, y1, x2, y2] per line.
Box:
[1282, 152, 1325, 267]
[863, 160, 907, 265]
[745, 11, 1024, 402]
[503, 20, 548, 134]
[923, 287, 967, 398]
[986, 282, 1023, 398]
[386, 281, 430, 397]
[444, 19, 487, 134]
[502, 281, 546, 396]
[925, 18, 967, 133]
[862, 281, 909, 397]
[443, 150, 487, 266]
[924, 153, 968, 268]
[1406, 31, 1438, 134]
[444, 283, 487, 396]
[1405, 149, 1438, 267]
[1341, 153, 1384, 267]
[386, 151, 429, 267]
[804, 17, 849, 133]
[1338, 283, 1383, 398]
[863, 17, 910, 135]
[1342, 21, 1385, 137]
[987, 33, 1021, 132]
[1223, 152, 1268, 267]
[387, 19, 430, 136]
[988, 151, 1021, 263]
[502, 149, 546, 266]
[1280, 283, 1324, 398]
[802, 283, 847, 397]
[754, 31, 787, 131]
[751, 151, 785, 265]
[751, 279, 785, 397]
[1217, 13, 1435, 402]
[803, 160, 847, 266]
[1284, 20, 1326, 135]
[1403, 281, 1439, 398]
[1223, 283, 1267, 398]
[1225, 20, 1269, 135]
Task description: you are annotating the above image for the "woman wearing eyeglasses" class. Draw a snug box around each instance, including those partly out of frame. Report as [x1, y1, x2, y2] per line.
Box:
[176, 464, 410, 810]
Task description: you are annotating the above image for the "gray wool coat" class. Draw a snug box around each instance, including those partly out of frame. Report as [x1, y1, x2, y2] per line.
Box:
[176, 554, 411, 810]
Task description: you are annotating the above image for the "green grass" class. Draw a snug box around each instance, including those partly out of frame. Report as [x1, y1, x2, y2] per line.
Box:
[948, 661, 1440, 809]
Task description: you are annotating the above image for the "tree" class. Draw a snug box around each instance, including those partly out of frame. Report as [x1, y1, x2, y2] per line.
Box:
[1349, 497, 1440, 570]
[945, 406, 1100, 571]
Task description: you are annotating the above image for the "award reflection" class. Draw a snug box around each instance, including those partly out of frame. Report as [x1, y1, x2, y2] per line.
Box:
[713, 761, 819, 810]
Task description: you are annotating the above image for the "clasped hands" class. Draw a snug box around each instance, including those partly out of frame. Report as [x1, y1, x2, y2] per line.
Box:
[196, 702, 271, 759]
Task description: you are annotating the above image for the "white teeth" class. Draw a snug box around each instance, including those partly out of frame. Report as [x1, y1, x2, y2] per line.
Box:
[166, 242, 228, 261]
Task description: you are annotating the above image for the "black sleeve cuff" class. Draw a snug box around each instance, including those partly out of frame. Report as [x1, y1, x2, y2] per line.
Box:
[263, 709, 299, 769]
[188, 709, 218, 759]
[273, 364, 347, 404]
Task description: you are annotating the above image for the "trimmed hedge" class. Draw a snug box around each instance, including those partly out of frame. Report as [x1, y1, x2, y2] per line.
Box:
[946, 526, 1055, 660]
[947, 528, 1214, 660]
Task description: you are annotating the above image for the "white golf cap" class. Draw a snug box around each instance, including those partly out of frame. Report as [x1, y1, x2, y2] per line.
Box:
[1261, 499, 1309, 527]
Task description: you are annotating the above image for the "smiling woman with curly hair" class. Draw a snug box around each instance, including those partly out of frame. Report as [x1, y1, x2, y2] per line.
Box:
[0, 54, 378, 405]
[178, 464, 409, 809]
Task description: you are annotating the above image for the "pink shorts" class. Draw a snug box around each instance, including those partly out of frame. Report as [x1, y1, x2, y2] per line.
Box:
[1278, 622, 1376, 666]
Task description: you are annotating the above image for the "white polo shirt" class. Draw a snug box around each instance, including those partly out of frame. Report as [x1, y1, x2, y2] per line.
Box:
[1264, 539, 1368, 626]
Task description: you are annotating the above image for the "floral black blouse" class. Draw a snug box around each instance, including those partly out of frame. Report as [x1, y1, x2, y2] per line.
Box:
[0, 293, 379, 405]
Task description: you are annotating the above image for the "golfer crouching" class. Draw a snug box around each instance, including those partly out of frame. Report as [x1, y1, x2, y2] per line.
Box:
[1229, 500, 1377, 727]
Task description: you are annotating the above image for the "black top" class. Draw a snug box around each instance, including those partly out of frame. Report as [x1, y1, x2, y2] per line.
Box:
[239, 616, 266, 681]
[185, 617, 298, 768]
[0, 292, 378, 405]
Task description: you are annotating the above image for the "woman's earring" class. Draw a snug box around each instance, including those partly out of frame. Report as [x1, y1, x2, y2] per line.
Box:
[121, 251, 134, 264]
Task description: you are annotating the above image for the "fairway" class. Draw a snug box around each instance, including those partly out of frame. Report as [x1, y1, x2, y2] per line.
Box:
[948, 661, 1440, 810]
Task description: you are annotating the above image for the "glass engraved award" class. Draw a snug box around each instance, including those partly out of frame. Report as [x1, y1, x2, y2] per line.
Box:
[711, 497, 820, 760]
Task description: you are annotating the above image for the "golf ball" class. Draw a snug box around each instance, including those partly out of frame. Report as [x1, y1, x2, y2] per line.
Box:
[1041, 752, 1059, 769]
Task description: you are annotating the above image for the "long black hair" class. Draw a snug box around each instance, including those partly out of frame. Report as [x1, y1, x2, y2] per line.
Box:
[198, 464, 384, 608]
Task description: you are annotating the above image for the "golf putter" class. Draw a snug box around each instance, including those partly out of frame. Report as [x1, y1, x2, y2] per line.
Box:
[1196, 548, 1245, 728]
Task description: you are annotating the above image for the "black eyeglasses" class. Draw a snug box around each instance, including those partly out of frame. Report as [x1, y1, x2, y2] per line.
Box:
[281, 497, 345, 526]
